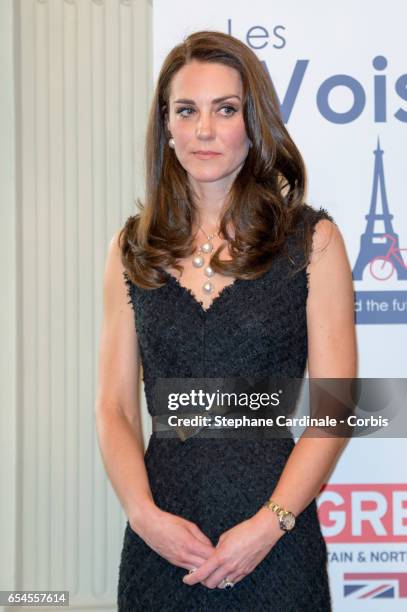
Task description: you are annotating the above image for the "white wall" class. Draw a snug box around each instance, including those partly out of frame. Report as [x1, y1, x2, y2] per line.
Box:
[0, 1, 152, 610]
[0, 0, 18, 608]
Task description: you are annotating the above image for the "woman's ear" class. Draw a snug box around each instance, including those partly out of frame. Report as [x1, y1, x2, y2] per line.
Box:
[165, 115, 172, 140]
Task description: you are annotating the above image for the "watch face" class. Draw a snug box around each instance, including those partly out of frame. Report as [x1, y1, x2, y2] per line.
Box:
[281, 512, 296, 531]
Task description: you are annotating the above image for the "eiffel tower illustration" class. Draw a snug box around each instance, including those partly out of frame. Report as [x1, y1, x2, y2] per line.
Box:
[353, 138, 407, 280]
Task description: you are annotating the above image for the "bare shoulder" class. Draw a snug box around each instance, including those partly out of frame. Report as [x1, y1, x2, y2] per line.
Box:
[307, 218, 352, 295]
[96, 228, 140, 418]
[103, 229, 131, 313]
[106, 228, 124, 273]
[306, 218, 357, 377]
[308, 218, 343, 265]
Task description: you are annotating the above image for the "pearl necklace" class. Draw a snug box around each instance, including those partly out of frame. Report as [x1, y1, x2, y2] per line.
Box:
[192, 225, 219, 294]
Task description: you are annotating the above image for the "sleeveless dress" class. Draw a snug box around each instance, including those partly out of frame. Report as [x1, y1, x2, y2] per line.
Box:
[117, 205, 334, 611]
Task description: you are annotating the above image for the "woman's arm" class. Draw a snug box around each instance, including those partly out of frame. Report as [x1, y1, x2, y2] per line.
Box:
[95, 231, 156, 531]
[251, 218, 357, 538]
[95, 232, 216, 569]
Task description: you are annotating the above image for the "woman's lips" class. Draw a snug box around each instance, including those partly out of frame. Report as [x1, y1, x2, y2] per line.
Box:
[193, 151, 221, 159]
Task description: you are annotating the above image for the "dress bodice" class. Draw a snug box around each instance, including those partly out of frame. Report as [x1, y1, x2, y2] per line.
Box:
[123, 205, 334, 418]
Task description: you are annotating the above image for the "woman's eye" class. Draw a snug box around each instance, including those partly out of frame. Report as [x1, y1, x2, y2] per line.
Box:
[175, 105, 238, 118]
[176, 107, 194, 117]
[219, 105, 237, 116]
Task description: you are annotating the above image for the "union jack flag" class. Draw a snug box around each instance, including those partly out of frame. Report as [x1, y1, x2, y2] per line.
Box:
[344, 573, 407, 599]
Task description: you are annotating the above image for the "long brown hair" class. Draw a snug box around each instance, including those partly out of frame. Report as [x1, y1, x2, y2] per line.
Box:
[120, 30, 313, 289]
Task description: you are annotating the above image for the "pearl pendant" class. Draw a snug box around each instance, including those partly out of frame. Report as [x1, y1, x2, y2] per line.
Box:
[201, 242, 213, 254]
[192, 255, 204, 268]
[204, 266, 214, 277]
[203, 281, 213, 294]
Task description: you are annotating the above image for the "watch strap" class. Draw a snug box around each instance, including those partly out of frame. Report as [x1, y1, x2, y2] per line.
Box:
[263, 499, 296, 528]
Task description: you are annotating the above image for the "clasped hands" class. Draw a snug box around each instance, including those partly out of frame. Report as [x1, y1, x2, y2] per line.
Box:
[181, 510, 283, 590]
[134, 503, 284, 590]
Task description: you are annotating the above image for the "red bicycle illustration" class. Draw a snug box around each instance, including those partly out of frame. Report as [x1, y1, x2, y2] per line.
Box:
[369, 233, 407, 280]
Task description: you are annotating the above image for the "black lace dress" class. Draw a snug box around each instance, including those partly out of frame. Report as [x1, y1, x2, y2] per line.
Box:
[117, 205, 333, 611]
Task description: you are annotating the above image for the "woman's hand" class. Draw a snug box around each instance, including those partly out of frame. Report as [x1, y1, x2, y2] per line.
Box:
[182, 509, 284, 589]
[132, 505, 216, 570]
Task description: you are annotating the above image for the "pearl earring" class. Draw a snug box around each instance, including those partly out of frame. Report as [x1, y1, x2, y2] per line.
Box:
[169, 137, 175, 149]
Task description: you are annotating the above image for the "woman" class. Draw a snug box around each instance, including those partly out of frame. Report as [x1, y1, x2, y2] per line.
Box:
[95, 31, 356, 611]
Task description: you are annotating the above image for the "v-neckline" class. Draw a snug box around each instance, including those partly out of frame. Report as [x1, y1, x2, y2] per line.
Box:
[161, 269, 241, 315]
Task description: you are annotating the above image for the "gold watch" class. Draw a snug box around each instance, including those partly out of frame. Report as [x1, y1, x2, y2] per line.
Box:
[263, 499, 296, 532]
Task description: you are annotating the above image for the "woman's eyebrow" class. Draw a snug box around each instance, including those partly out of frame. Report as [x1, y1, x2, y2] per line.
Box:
[173, 95, 241, 104]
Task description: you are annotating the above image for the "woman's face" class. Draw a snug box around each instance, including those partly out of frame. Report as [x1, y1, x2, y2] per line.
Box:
[166, 60, 251, 191]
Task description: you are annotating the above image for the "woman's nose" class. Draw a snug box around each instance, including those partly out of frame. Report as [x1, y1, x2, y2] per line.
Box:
[196, 113, 214, 139]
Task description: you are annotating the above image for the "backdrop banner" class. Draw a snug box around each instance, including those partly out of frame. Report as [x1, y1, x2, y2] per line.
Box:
[154, 2, 407, 608]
